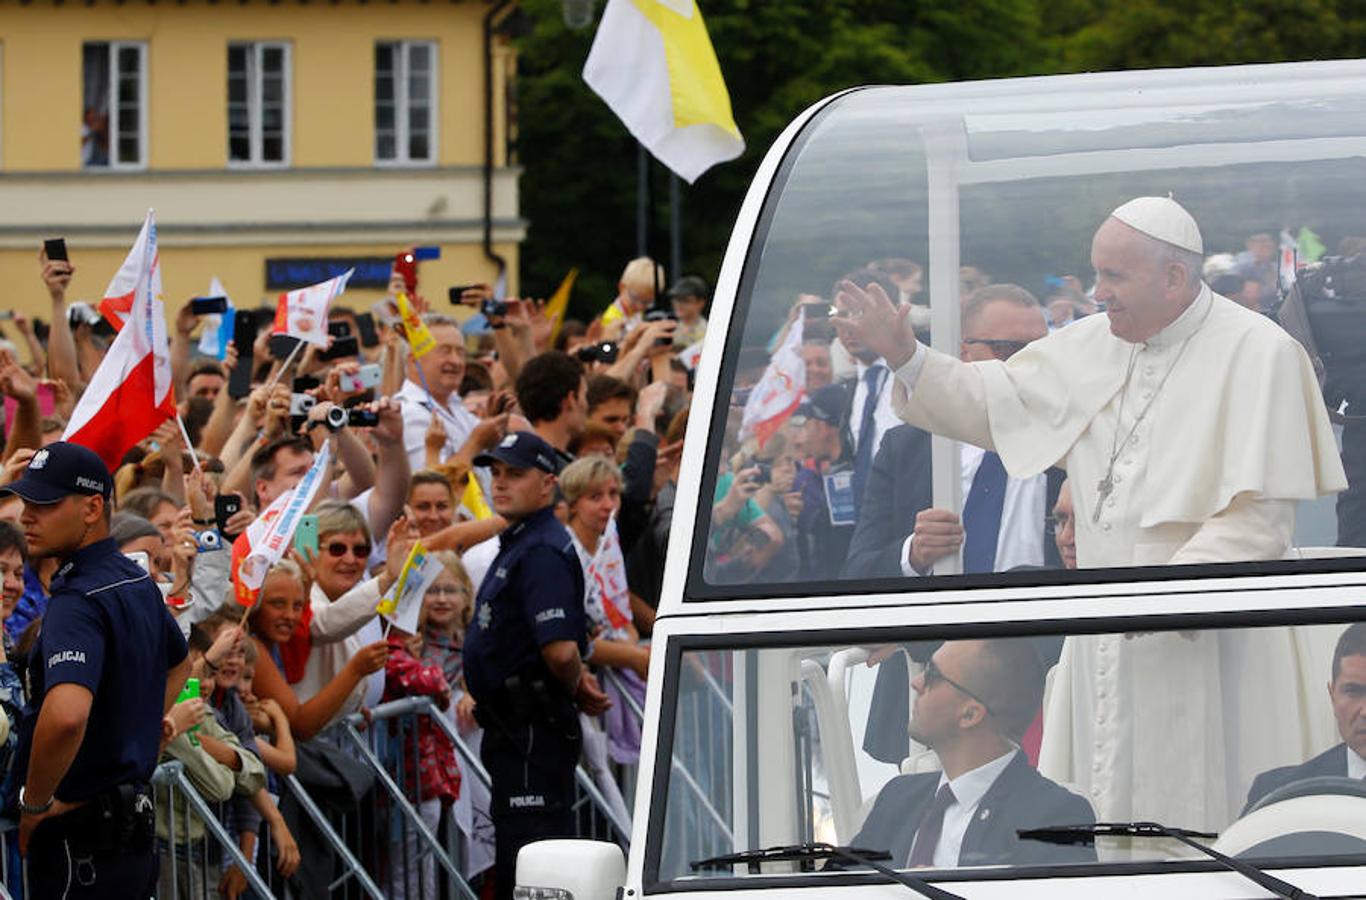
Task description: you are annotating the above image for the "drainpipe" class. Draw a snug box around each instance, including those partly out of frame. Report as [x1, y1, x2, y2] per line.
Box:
[483, 0, 515, 289]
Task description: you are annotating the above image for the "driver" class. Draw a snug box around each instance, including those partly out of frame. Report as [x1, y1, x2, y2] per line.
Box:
[844, 639, 1096, 869]
[1243, 622, 1366, 812]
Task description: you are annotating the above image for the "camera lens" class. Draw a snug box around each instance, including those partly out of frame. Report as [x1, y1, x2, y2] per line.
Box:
[325, 406, 348, 431]
[196, 531, 222, 552]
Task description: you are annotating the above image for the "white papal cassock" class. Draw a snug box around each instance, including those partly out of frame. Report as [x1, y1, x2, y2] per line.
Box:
[890, 284, 1347, 832]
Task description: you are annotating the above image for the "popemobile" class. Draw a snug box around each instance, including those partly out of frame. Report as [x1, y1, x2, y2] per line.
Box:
[515, 59, 1366, 900]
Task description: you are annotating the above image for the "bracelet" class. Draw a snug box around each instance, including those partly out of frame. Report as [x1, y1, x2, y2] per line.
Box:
[192, 518, 215, 527]
[18, 786, 53, 816]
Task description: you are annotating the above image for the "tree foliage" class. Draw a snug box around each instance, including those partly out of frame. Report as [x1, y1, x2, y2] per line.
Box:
[512, 0, 1366, 318]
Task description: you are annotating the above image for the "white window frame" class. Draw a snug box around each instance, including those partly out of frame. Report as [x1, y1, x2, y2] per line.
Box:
[84, 40, 148, 171]
[227, 41, 292, 169]
[374, 40, 438, 167]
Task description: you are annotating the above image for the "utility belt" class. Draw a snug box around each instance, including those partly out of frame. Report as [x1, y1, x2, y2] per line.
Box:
[37, 783, 155, 856]
[474, 668, 580, 742]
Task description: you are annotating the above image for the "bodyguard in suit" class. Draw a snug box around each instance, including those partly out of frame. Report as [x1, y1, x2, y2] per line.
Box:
[843, 285, 1062, 582]
[843, 639, 1096, 869]
[1243, 622, 1366, 813]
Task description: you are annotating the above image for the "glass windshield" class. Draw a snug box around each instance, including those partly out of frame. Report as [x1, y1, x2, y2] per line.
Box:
[694, 69, 1366, 598]
[649, 618, 1366, 887]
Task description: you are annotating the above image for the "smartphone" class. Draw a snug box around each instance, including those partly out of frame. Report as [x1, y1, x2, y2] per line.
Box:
[124, 550, 151, 573]
[802, 301, 833, 319]
[347, 408, 380, 428]
[191, 296, 229, 316]
[43, 238, 68, 262]
[644, 309, 677, 346]
[215, 494, 243, 534]
[481, 297, 508, 319]
[293, 514, 320, 558]
[269, 334, 301, 361]
[292, 374, 321, 393]
[339, 363, 382, 393]
[319, 335, 360, 361]
[354, 312, 380, 348]
[327, 320, 352, 339]
[449, 285, 481, 305]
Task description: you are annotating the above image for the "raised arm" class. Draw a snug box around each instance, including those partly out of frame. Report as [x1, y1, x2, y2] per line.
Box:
[39, 251, 81, 391]
[250, 637, 388, 741]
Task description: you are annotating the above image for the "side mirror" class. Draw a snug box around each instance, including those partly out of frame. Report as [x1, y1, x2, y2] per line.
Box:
[515, 839, 625, 900]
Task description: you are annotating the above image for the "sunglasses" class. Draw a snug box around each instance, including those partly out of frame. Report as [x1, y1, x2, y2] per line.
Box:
[324, 541, 372, 560]
[962, 338, 1030, 360]
[425, 584, 466, 597]
[924, 658, 995, 717]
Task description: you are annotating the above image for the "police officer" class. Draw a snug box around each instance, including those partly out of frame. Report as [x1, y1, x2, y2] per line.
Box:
[5, 442, 190, 897]
[464, 431, 610, 900]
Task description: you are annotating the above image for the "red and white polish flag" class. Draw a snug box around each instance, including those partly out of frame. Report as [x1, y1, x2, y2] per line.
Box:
[740, 313, 806, 448]
[63, 210, 177, 470]
[96, 213, 160, 332]
[273, 269, 354, 347]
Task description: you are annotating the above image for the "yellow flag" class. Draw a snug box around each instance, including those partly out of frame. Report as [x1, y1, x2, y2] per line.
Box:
[463, 475, 494, 521]
[582, 0, 744, 183]
[397, 292, 436, 359]
[376, 540, 426, 616]
[544, 268, 579, 345]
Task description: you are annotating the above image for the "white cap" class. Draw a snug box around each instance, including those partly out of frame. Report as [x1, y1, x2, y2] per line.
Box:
[1109, 196, 1203, 254]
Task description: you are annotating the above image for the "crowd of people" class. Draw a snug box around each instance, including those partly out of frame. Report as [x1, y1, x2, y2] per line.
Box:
[0, 250, 702, 898]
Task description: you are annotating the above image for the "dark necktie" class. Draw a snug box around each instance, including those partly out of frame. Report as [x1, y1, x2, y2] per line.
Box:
[907, 782, 956, 868]
[962, 451, 1007, 574]
[851, 364, 886, 511]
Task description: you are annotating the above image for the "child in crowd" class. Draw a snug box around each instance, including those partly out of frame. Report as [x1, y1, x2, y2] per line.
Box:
[382, 598, 461, 898]
[158, 625, 266, 898]
[198, 613, 301, 897]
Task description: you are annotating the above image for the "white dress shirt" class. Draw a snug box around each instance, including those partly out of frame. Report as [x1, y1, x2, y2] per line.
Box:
[899, 444, 1048, 576]
[849, 360, 898, 459]
[920, 749, 1018, 869]
[1350, 745, 1366, 780]
[396, 378, 479, 474]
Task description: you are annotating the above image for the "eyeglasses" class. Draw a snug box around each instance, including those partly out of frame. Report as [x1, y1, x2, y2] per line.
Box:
[924, 658, 995, 716]
[324, 541, 372, 560]
[962, 338, 1030, 360]
[425, 584, 466, 597]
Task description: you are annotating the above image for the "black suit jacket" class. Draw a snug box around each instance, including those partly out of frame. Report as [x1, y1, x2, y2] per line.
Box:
[1243, 743, 1349, 815]
[842, 424, 1065, 580]
[843, 753, 1097, 869]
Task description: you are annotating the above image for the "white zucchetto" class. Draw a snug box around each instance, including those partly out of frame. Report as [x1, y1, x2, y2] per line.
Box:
[1109, 196, 1204, 254]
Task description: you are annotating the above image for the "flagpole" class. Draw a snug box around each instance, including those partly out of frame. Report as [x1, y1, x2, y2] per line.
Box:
[174, 413, 204, 475]
[261, 339, 305, 393]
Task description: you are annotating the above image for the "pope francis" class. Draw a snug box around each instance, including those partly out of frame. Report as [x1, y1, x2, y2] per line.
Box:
[834, 197, 1348, 832]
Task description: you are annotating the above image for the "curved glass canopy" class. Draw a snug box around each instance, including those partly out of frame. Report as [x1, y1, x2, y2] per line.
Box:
[689, 61, 1366, 599]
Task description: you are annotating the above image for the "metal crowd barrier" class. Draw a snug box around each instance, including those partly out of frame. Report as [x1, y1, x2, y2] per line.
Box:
[0, 689, 645, 900]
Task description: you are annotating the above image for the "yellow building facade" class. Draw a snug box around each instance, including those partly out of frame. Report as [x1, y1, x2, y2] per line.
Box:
[0, 0, 521, 320]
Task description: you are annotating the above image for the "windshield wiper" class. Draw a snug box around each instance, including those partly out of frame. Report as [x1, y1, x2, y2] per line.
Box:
[691, 842, 966, 900]
[1017, 822, 1319, 900]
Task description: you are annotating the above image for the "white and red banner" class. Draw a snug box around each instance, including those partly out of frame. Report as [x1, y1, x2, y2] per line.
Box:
[272, 269, 354, 347]
[740, 314, 805, 448]
[63, 210, 177, 469]
[96, 213, 160, 332]
[234, 442, 332, 602]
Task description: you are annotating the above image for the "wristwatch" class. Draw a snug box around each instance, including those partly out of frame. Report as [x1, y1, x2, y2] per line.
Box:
[18, 786, 53, 816]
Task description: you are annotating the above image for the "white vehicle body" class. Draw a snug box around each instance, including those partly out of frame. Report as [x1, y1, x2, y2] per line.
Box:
[520, 60, 1366, 899]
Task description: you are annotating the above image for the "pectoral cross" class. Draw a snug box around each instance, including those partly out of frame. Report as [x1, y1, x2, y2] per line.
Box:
[1093, 474, 1114, 524]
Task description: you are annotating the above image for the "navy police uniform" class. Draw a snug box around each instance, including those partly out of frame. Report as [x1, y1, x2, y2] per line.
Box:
[6, 442, 188, 898]
[464, 433, 588, 900]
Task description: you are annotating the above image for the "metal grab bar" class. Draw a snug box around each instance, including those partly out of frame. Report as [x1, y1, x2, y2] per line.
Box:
[152, 760, 277, 899]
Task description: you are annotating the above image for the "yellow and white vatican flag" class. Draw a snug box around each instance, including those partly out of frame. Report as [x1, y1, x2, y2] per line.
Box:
[583, 0, 744, 183]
